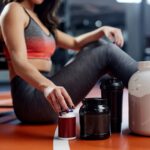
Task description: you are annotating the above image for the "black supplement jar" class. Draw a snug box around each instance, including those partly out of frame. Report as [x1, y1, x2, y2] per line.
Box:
[79, 98, 111, 140]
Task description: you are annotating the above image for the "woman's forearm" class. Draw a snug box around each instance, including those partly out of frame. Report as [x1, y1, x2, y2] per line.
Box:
[55, 26, 123, 51]
[12, 60, 55, 92]
[75, 27, 104, 49]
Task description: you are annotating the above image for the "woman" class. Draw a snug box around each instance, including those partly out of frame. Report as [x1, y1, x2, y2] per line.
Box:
[0, 0, 138, 123]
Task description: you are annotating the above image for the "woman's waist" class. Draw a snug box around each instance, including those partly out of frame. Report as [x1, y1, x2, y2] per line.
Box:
[28, 58, 52, 69]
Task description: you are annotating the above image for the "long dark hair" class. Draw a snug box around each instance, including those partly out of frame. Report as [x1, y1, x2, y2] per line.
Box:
[2, 0, 60, 32]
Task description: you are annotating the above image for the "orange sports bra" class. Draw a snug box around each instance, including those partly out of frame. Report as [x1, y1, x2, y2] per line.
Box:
[3, 8, 56, 60]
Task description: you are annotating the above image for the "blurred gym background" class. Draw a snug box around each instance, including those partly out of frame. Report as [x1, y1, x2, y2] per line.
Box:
[0, 0, 150, 85]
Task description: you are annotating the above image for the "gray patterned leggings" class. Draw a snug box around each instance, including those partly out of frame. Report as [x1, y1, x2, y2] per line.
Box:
[11, 40, 138, 123]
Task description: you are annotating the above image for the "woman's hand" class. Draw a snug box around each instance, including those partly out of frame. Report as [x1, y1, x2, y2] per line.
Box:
[44, 85, 75, 113]
[100, 26, 124, 47]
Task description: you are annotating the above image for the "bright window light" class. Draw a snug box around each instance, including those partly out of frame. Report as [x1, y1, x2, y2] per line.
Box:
[116, 0, 142, 3]
[147, 0, 150, 4]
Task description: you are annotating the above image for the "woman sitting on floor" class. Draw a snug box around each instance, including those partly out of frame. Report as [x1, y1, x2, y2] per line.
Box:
[0, 0, 138, 123]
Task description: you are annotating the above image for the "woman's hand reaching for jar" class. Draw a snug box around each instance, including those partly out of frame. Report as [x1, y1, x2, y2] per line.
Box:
[44, 85, 75, 113]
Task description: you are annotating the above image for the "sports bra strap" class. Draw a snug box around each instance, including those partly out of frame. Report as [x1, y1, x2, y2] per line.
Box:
[22, 7, 31, 18]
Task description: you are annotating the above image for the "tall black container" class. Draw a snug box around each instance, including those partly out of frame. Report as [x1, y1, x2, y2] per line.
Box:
[100, 78, 124, 132]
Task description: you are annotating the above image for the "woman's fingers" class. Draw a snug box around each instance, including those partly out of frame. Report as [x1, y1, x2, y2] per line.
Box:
[105, 32, 115, 43]
[46, 86, 74, 113]
[47, 94, 58, 112]
[103, 26, 124, 47]
[60, 87, 75, 108]
[113, 29, 124, 47]
[47, 93, 61, 113]
[54, 88, 69, 111]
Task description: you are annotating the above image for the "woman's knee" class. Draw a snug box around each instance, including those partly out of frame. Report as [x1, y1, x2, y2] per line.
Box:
[81, 40, 108, 51]
[105, 42, 128, 59]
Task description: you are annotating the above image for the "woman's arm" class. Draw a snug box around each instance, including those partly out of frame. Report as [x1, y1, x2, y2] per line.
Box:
[54, 26, 124, 51]
[0, 3, 74, 113]
[1, 3, 55, 91]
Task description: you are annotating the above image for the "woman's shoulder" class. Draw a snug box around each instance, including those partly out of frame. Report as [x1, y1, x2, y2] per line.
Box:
[2, 2, 23, 11]
[0, 2, 25, 21]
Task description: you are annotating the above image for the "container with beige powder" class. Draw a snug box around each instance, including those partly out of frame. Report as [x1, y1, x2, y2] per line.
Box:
[128, 61, 150, 136]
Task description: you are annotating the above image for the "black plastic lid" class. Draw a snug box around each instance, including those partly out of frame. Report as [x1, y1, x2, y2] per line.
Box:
[100, 78, 124, 90]
[83, 97, 108, 105]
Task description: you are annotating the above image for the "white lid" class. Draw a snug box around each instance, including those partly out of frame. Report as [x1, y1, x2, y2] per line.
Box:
[59, 111, 76, 118]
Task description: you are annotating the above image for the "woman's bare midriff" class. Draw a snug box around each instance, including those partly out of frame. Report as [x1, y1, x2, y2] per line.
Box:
[8, 58, 52, 80]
